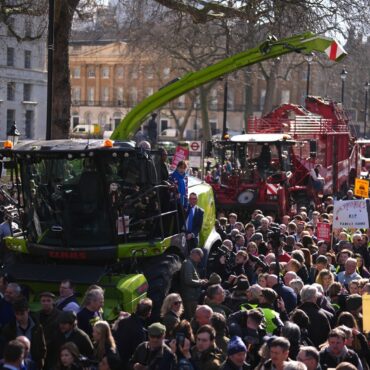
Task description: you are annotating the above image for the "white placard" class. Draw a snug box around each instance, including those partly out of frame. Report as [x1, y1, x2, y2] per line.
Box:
[333, 200, 369, 229]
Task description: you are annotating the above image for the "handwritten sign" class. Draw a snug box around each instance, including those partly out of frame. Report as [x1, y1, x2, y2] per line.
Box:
[333, 200, 369, 229]
[316, 223, 331, 242]
[171, 145, 189, 169]
[354, 178, 369, 198]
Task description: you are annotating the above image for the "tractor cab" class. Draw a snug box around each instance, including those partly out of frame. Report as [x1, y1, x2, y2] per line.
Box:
[210, 134, 295, 218]
[0, 139, 182, 262]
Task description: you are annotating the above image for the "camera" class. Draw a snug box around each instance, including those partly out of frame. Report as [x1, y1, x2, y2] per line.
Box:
[176, 332, 185, 348]
[267, 227, 283, 249]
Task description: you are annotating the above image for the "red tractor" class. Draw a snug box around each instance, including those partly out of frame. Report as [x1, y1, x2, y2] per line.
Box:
[209, 133, 314, 219]
[247, 96, 354, 197]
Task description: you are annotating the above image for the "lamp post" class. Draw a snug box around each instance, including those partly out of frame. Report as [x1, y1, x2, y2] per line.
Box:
[7, 122, 21, 146]
[340, 68, 348, 104]
[304, 52, 314, 97]
[222, 25, 230, 141]
[364, 82, 370, 138]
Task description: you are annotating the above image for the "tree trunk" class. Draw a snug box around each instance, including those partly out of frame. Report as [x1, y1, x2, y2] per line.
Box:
[199, 86, 211, 141]
[51, 0, 80, 139]
[262, 61, 280, 115]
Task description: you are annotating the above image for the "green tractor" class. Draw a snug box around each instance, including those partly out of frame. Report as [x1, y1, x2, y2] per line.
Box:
[0, 139, 220, 319]
[0, 32, 346, 318]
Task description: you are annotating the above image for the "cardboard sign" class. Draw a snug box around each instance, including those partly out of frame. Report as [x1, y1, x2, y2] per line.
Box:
[171, 145, 189, 169]
[316, 222, 331, 242]
[354, 178, 369, 198]
[363, 293, 370, 333]
[333, 200, 369, 229]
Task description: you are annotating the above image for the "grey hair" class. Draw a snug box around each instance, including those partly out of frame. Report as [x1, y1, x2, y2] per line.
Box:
[300, 285, 318, 303]
[7, 283, 22, 295]
[289, 279, 304, 295]
[84, 289, 104, 306]
[284, 361, 307, 370]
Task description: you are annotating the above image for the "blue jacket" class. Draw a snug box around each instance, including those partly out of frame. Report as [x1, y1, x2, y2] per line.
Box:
[169, 170, 188, 208]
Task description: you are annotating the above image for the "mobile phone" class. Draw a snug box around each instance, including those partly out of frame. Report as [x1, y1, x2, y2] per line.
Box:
[176, 332, 185, 347]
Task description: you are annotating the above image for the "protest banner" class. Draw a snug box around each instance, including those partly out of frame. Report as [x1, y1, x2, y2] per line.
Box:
[333, 200, 369, 229]
[316, 222, 331, 242]
[171, 145, 189, 169]
[363, 294, 370, 333]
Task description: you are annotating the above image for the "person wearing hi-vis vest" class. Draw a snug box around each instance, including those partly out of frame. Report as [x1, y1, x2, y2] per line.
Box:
[241, 288, 285, 335]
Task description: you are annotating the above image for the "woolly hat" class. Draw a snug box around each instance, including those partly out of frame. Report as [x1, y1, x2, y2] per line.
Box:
[227, 336, 247, 356]
[346, 294, 362, 311]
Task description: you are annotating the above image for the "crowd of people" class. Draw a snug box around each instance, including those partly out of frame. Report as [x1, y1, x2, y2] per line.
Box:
[1, 157, 370, 370]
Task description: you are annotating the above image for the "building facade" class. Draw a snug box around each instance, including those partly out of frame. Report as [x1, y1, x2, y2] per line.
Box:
[0, 16, 47, 140]
[69, 41, 319, 138]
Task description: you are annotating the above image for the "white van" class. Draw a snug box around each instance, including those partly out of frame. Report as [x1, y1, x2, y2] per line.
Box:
[71, 124, 101, 135]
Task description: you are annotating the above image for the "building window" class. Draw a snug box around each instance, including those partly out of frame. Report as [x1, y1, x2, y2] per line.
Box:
[84, 112, 92, 125]
[6, 110, 16, 133]
[25, 110, 34, 138]
[102, 87, 109, 102]
[7, 18, 15, 36]
[117, 87, 124, 106]
[73, 66, 80, 79]
[130, 87, 137, 105]
[88, 66, 95, 78]
[210, 89, 218, 109]
[87, 87, 94, 105]
[145, 87, 154, 97]
[7, 82, 15, 101]
[177, 95, 186, 108]
[227, 88, 234, 110]
[163, 67, 170, 77]
[24, 19, 32, 38]
[72, 115, 79, 127]
[281, 90, 290, 104]
[102, 67, 109, 79]
[131, 66, 139, 79]
[146, 67, 154, 79]
[259, 89, 266, 111]
[23, 84, 32, 101]
[24, 50, 31, 69]
[7, 47, 14, 67]
[71, 87, 81, 103]
[116, 66, 124, 78]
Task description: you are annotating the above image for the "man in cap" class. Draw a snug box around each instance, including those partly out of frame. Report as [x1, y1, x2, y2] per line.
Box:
[47, 310, 93, 368]
[129, 322, 176, 370]
[174, 324, 224, 370]
[37, 292, 61, 351]
[221, 336, 250, 369]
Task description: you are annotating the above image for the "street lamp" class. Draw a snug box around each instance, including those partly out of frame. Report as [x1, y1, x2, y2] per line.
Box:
[7, 122, 21, 146]
[364, 82, 370, 138]
[304, 52, 314, 97]
[340, 68, 348, 104]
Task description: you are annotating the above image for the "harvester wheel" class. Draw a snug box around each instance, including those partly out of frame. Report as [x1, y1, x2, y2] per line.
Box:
[237, 190, 256, 204]
[141, 253, 182, 320]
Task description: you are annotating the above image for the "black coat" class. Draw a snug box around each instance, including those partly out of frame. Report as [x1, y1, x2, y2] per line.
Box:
[298, 301, 331, 347]
[114, 313, 147, 368]
[221, 358, 251, 370]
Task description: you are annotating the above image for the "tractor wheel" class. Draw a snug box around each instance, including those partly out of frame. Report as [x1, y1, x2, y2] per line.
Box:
[141, 253, 182, 321]
[237, 190, 256, 205]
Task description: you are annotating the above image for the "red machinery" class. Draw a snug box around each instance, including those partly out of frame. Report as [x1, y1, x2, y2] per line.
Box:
[210, 133, 303, 218]
[247, 96, 353, 196]
[210, 97, 354, 218]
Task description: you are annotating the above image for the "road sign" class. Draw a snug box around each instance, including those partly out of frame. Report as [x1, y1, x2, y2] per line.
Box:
[354, 178, 369, 198]
[190, 141, 201, 152]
